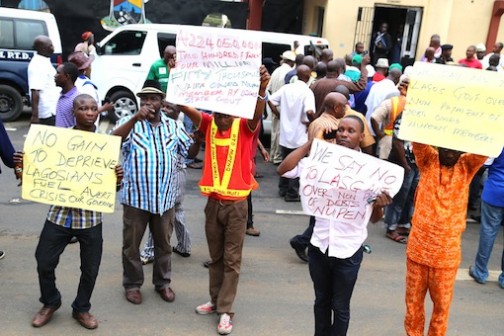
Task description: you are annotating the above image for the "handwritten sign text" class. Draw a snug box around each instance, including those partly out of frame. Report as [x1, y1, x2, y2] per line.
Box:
[22, 125, 121, 213]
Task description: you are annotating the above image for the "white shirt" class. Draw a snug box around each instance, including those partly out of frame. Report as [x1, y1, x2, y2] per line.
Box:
[27, 53, 61, 119]
[267, 63, 292, 94]
[75, 76, 100, 106]
[75, 75, 101, 126]
[283, 157, 372, 258]
[270, 81, 315, 149]
[364, 78, 399, 136]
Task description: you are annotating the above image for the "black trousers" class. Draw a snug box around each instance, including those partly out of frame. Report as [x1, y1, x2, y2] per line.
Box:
[35, 220, 103, 313]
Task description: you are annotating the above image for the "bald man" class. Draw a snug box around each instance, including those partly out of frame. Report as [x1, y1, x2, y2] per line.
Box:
[422, 47, 436, 63]
[28, 35, 61, 125]
[311, 56, 369, 114]
[320, 49, 334, 64]
[269, 64, 316, 202]
[147, 45, 176, 93]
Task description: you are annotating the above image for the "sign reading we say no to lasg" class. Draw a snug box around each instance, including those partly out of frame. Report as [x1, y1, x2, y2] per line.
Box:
[166, 26, 262, 119]
[22, 125, 121, 213]
[299, 140, 404, 224]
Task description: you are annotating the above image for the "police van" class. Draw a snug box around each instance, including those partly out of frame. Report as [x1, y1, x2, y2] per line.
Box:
[0, 8, 62, 121]
[92, 23, 330, 127]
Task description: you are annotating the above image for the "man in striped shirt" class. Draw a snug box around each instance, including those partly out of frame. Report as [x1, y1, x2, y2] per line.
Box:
[113, 80, 192, 305]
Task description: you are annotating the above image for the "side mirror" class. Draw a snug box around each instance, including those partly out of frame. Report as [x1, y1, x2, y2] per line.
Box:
[96, 43, 103, 55]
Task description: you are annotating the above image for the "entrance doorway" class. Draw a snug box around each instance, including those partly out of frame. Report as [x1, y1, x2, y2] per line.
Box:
[354, 5, 423, 68]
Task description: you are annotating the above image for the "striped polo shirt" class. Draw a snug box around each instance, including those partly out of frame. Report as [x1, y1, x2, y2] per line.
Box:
[118, 113, 192, 214]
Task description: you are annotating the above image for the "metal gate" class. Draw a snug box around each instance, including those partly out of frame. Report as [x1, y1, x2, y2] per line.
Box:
[353, 7, 374, 52]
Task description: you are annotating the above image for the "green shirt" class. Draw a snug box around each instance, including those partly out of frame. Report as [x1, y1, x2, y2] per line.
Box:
[146, 59, 169, 93]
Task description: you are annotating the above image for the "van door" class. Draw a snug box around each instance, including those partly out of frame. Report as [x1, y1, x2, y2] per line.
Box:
[93, 29, 150, 95]
[93, 29, 152, 121]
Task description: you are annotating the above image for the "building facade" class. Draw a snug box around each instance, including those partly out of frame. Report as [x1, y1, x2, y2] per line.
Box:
[302, 0, 504, 62]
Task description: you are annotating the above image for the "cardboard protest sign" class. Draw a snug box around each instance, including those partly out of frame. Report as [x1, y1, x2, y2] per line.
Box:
[22, 125, 121, 213]
[166, 26, 262, 119]
[398, 62, 504, 157]
[299, 139, 404, 223]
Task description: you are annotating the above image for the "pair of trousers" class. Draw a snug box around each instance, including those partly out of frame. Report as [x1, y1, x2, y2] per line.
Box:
[141, 169, 191, 257]
[471, 200, 504, 286]
[279, 146, 300, 198]
[39, 115, 55, 126]
[205, 197, 248, 317]
[270, 114, 282, 164]
[384, 165, 419, 230]
[308, 245, 363, 336]
[246, 193, 254, 229]
[35, 220, 102, 313]
[122, 205, 174, 290]
[404, 258, 458, 336]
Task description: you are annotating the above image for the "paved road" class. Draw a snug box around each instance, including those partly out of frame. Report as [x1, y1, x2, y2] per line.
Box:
[0, 116, 502, 335]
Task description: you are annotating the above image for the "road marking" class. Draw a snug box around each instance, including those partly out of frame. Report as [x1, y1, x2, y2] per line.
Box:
[456, 268, 501, 282]
[275, 210, 306, 216]
[5, 127, 17, 131]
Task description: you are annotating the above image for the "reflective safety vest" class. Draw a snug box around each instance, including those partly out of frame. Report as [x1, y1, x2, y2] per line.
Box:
[384, 95, 406, 135]
[199, 118, 257, 199]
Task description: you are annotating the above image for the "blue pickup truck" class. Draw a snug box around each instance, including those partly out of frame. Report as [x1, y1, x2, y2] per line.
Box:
[0, 8, 61, 121]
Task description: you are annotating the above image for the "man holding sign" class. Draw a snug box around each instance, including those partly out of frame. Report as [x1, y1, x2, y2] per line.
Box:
[15, 94, 123, 330]
[180, 65, 270, 335]
[404, 144, 487, 336]
[278, 115, 394, 336]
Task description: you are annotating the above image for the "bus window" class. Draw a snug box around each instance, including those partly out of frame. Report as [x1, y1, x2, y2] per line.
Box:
[262, 42, 291, 73]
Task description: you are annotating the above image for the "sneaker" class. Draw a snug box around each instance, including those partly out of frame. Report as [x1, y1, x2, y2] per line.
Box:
[245, 227, 260, 237]
[0, 250, 5, 260]
[140, 256, 154, 265]
[217, 313, 233, 335]
[195, 301, 216, 315]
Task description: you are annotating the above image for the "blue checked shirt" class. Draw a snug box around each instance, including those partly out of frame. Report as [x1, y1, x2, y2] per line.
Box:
[118, 113, 192, 214]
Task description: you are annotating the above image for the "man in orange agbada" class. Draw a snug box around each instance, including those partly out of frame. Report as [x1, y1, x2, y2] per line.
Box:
[404, 144, 487, 336]
[180, 65, 270, 335]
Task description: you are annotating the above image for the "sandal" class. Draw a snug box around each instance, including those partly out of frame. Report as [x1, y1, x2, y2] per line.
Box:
[386, 230, 408, 244]
[396, 227, 410, 236]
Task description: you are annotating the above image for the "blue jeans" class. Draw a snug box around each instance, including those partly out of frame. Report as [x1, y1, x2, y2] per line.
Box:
[384, 165, 419, 230]
[35, 220, 103, 312]
[472, 200, 504, 287]
[308, 245, 363, 336]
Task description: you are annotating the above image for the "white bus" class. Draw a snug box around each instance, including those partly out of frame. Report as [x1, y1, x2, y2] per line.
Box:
[91, 23, 330, 129]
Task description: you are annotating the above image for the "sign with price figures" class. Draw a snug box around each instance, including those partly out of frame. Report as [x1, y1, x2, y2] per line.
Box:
[166, 26, 262, 119]
[21, 125, 121, 213]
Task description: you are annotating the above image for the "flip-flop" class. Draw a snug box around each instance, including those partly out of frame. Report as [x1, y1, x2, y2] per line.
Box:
[386, 230, 408, 244]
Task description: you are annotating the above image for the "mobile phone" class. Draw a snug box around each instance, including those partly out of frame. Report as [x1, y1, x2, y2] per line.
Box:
[323, 130, 337, 140]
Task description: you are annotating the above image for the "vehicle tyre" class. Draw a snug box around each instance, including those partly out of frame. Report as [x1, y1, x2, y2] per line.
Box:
[0, 84, 23, 121]
[108, 90, 137, 123]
